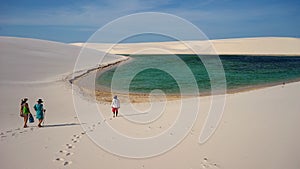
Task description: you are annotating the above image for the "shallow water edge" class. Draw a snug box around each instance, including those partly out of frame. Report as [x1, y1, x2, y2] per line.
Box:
[71, 54, 300, 103]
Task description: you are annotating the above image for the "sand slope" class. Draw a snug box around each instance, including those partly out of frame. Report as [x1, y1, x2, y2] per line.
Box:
[0, 37, 124, 83]
[0, 36, 125, 169]
[72, 37, 300, 55]
[0, 36, 299, 169]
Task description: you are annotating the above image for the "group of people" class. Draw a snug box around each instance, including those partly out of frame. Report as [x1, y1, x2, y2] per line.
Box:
[20, 98, 46, 128]
[20, 95, 118, 128]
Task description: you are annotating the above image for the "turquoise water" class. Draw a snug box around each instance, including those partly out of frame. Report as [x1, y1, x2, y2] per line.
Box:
[96, 55, 300, 94]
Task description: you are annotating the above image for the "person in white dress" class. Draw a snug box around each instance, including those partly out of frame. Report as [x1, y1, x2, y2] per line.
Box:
[111, 95, 120, 117]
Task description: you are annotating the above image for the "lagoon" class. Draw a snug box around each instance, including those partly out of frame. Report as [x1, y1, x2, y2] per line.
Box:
[96, 55, 300, 94]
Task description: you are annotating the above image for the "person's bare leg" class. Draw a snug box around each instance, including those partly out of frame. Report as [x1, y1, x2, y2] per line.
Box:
[116, 109, 118, 117]
[38, 119, 43, 127]
[23, 116, 28, 128]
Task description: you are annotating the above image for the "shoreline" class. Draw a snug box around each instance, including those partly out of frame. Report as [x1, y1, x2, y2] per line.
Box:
[68, 55, 130, 84]
[90, 78, 299, 103]
[72, 55, 300, 103]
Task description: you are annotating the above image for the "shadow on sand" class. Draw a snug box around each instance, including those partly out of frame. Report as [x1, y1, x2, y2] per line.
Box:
[118, 112, 149, 118]
[42, 123, 82, 128]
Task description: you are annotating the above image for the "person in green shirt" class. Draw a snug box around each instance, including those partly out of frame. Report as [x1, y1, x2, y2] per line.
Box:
[20, 98, 31, 128]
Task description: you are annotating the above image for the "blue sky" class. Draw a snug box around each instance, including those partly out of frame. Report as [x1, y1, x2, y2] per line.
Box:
[0, 0, 299, 43]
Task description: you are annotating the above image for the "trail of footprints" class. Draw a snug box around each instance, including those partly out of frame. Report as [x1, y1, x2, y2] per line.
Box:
[54, 121, 102, 167]
[2, 121, 220, 168]
[54, 134, 82, 166]
[1, 121, 103, 167]
[0, 127, 36, 141]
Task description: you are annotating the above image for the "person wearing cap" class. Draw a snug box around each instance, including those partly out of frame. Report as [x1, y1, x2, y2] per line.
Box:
[111, 95, 120, 118]
[33, 99, 46, 127]
[20, 98, 31, 128]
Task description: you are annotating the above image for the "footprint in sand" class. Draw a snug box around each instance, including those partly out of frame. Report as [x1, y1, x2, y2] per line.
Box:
[63, 161, 72, 166]
[73, 134, 81, 139]
[1, 127, 36, 141]
[54, 131, 86, 167]
[55, 148, 74, 166]
[1, 130, 16, 140]
[19, 129, 29, 134]
[55, 157, 65, 162]
[65, 152, 73, 156]
[71, 138, 79, 143]
[66, 144, 74, 149]
[59, 150, 67, 153]
[201, 157, 219, 169]
[59, 150, 74, 156]
[54, 157, 72, 166]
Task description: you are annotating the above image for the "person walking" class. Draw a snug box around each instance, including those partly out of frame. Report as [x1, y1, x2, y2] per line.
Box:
[33, 99, 46, 127]
[111, 95, 120, 118]
[20, 98, 31, 128]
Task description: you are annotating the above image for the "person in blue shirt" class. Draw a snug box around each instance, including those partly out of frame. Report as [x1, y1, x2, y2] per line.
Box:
[33, 99, 46, 127]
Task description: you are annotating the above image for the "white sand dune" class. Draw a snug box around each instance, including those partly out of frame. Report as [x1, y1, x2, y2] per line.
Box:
[72, 37, 300, 56]
[0, 36, 300, 169]
[0, 36, 126, 169]
[0, 37, 125, 83]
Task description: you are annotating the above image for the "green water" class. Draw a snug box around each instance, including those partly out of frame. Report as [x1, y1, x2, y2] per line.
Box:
[96, 55, 300, 94]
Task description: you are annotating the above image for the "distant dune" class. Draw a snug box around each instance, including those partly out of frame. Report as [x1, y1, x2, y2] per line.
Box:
[71, 37, 300, 56]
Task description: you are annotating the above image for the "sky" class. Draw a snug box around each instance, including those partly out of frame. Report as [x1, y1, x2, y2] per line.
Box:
[0, 0, 299, 43]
